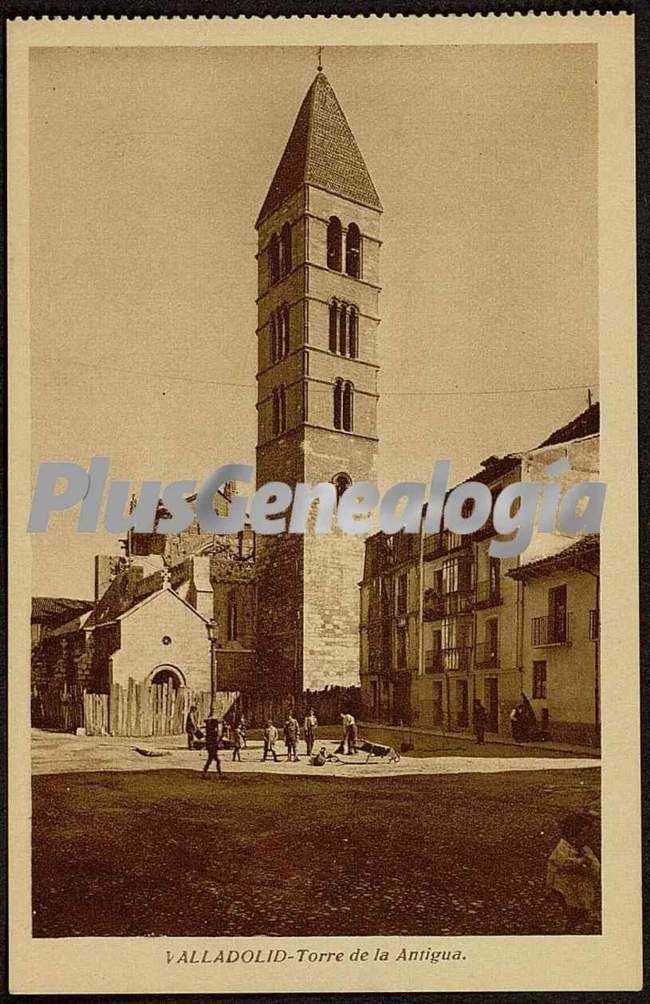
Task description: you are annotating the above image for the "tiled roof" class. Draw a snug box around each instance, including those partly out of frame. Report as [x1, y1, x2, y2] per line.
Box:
[508, 534, 600, 580]
[32, 597, 94, 625]
[257, 72, 382, 227]
[536, 402, 599, 449]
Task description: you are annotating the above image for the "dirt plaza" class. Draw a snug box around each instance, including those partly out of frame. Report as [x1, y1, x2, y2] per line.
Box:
[32, 730, 600, 939]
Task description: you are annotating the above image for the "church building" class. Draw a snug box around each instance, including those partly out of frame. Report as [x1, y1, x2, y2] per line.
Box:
[254, 69, 382, 694]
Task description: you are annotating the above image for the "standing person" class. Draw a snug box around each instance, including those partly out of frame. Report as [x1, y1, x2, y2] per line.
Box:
[303, 708, 318, 756]
[262, 720, 279, 762]
[473, 700, 488, 745]
[202, 718, 223, 778]
[546, 812, 600, 932]
[284, 713, 300, 761]
[520, 692, 537, 741]
[341, 712, 357, 754]
[185, 704, 199, 750]
[510, 703, 523, 741]
[231, 723, 244, 762]
[238, 716, 247, 748]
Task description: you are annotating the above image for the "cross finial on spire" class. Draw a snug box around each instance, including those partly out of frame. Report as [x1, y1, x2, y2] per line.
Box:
[317, 46, 323, 73]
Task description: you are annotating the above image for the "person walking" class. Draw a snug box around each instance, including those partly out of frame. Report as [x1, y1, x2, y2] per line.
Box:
[185, 704, 200, 750]
[284, 713, 300, 761]
[202, 718, 223, 778]
[303, 708, 318, 756]
[473, 699, 488, 745]
[231, 723, 244, 762]
[262, 720, 279, 762]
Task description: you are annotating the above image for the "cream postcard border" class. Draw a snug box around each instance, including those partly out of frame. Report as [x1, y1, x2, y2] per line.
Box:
[8, 13, 641, 994]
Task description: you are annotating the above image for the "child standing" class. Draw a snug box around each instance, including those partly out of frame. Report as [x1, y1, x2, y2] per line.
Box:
[546, 812, 600, 932]
[231, 724, 244, 762]
[262, 720, 279, 762]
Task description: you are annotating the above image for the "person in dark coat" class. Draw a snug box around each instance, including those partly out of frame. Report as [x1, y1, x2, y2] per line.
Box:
[284, 714, 300, 761]
[473, 700, 488, 745]
[186, 704, 200, 750]
[202, 718, 223, 777]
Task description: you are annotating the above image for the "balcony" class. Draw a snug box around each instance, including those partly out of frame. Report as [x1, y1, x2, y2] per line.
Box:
[442, 646, 472, 673]
[474, 641, 499, 669]
[474, 579, 502, 609]
[423, 533, 445, 560]
[531, 612, 572, 647]
[444, 590, 474, 616]
[424, 649, 443, 673]
[423, 589, 445, 621]
[589, 609, 599, 640]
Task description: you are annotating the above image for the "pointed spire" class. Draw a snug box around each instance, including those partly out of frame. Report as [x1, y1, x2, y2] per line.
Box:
[257, 73, 382, 228]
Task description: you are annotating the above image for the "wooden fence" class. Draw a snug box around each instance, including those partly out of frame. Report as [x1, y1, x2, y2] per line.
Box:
[239, 685, 362, 728]
[83, 681, 238, 737]
[32, 683, 85, 733]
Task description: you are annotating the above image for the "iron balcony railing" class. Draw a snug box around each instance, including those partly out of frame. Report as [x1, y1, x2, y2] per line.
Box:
[423, 533, 446, 559]
[442, 646, 472, 673]
[444, 589, 474, 616]
[474, 579, 502, 608]
[424, 649, 443, 673]
[531, 612, 572, 647]
[423, 589, 445, 621]
[589, 609, 599, 640]
[474, 641, 499, 668]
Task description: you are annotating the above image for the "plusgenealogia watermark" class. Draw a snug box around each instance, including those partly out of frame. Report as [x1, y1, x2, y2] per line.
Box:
[27, 457, 605, 558]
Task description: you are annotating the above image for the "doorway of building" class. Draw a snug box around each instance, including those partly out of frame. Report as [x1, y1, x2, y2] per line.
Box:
[432, 680, 443, 727]
[150, 665, 184, 689]
[455, 678, 468, 729]
[485, 676, 499, 732]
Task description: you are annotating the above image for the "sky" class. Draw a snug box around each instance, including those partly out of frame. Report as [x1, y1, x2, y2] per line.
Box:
[29, 43, 598, 598]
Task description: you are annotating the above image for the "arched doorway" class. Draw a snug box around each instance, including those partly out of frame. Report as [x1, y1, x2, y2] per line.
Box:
[149, 665, 185, 689]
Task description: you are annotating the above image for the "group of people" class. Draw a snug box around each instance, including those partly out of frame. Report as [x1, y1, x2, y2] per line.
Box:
[471, 692, 544, 745]
[187, 705, 362, 772]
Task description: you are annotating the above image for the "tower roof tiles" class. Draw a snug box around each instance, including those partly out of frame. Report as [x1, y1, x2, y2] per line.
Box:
[257, 71, 382, 227]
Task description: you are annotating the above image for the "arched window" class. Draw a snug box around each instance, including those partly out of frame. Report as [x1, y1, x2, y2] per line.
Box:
[282, 304, 290, 356]
[327, 216, 342, 271]
[342, 381, 354, 432]
[345, 223, 361, 278]
[269, 233, 280, 285]
[227, 592, 238, 641]
[270, 313, 278, 364]
[272, 387, 280, 434]
[281, 222, 292, 276]
[339, 304, 348, 356]
[333, 472, 352, 501]
[333, 379, 343, 430]
[348, 307, 358, 359]
[329, 301, 338, 353]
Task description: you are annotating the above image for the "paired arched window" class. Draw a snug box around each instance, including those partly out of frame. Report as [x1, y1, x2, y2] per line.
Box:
[269, 233, 280, 285]
[328, 301, 358, 358]
[327, 216, 342, 271]
[227, 591, 238, 642]
[333, 472, 352, 501]
[333, 379, 354, 432]
[281, 222, 292, 276]
[345, 223, 361, 278]
[270, 304, 290, 364]
[268, 224, 292, 286]
[327, 217, 362, 278]
[272, 385, 287, 436]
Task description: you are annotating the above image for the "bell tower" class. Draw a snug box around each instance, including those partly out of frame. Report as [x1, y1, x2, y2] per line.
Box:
[255, 69, 381, 694]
